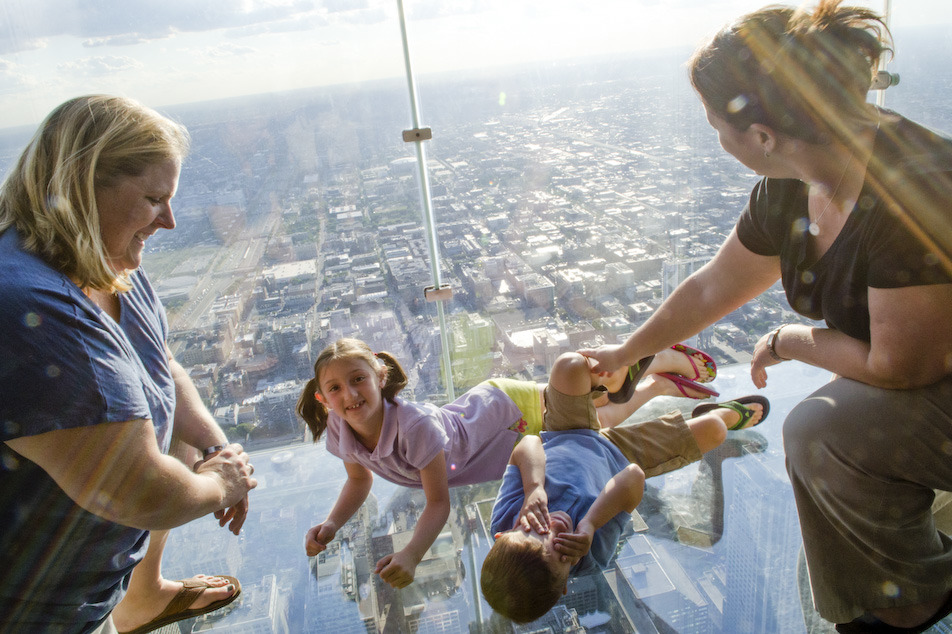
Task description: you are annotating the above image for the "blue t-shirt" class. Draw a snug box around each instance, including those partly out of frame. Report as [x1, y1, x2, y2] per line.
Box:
[0, 228, 175, 632]
[490, 429, 632, 575]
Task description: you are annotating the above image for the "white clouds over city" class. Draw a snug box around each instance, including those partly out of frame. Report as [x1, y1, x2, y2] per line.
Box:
[0, 0, 948, 127]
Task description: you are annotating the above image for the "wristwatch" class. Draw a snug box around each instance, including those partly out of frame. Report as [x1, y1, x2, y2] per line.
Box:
[767, 325, 789, 362]
[202, 444, 228, 459]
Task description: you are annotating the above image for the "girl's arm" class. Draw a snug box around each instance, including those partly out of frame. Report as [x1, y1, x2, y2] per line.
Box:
[374, 451, 450, 589]
[554, 463, 645, 563]
[751, 283, 952, 389]
[304, 461, 373, 556]
[509, 435, 549, 533]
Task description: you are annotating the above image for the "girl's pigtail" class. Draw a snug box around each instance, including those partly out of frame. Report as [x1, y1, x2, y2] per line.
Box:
[376, 351, 409, 401]
[297, 377, 330, 442]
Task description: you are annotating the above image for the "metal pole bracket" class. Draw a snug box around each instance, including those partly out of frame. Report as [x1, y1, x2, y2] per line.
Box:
[424, 284, 453, 302]
[403, 127, 432, 143]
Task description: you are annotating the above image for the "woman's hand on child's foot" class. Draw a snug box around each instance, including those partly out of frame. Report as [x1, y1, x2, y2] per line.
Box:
[304, 521, 337, 556]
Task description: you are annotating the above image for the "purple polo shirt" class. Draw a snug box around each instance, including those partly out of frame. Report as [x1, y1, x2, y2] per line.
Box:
[324, 384, 523, 487]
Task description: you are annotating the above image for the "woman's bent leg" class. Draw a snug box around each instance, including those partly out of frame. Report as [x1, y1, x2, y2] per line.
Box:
[783, 375, 952, 623]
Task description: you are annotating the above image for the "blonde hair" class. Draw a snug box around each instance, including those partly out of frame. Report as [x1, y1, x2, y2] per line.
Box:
[297, 338, 409, 441]
[0, 95, 190, 292]
[480, 532, 568, 624]
[690, 0, 890, 145]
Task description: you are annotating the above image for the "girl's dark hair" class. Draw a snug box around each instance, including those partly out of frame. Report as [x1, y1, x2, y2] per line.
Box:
[689, 0, 890, 145]
[296, 338, 409, 441]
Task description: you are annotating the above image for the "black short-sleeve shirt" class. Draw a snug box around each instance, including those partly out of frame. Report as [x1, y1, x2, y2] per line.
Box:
[736, 113, 952, 342]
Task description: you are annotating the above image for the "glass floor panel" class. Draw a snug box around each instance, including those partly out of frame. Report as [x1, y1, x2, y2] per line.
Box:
[163, 361, 852, 633]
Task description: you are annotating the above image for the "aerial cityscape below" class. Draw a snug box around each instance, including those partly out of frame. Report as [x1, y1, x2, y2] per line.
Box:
[1, 33, 950, 632]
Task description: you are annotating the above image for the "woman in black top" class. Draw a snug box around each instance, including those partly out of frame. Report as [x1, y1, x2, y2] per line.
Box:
[581, 2, 952, 631]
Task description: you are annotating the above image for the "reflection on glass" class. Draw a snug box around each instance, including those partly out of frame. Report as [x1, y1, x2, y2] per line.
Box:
[1, 1, 949, 632]
[162, 364, 832, 632]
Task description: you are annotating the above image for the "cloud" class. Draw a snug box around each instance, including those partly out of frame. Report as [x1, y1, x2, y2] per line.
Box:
[0, 0, 404, 55]
[206, 42, 258, 58]
[0, 58, 37, 94]
[0, 0, 325, 54]
[57, 55, 144, 76]
[0, 36, 47, 56]
[225, 14, 331, 38]
[82, 32, 171, 48]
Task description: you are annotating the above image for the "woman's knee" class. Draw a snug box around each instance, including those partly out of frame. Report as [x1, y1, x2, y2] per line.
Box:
[782, 394, 844, 471]
[783, 382, 896, 473]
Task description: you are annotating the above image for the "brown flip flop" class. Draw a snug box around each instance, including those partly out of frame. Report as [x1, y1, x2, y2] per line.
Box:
[119, 575, 242, 634]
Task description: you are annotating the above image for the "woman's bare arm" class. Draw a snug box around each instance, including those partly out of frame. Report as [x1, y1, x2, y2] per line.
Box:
[5, 418, 255, 529]
[755, 283, 952, 389]
[582, 229, 781, 373]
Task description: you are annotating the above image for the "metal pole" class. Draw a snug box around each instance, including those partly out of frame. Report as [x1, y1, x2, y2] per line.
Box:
[395, 0, 456, 400]
[877, 0, 892, 108]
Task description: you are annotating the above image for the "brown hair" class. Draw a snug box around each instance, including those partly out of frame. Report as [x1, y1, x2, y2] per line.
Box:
[296, 338, 409, 441]
[480, 532, 568, 624]
[0, 95, 190, 292]
[689, 0, 890, 145]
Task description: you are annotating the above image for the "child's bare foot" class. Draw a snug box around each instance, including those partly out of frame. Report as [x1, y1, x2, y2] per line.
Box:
[647, 344, 717, 383]
[692, 396, 771, 431]
[597, 364, 632, 394]
[712, 402, 764, 430]
[652, 373, 719, 400]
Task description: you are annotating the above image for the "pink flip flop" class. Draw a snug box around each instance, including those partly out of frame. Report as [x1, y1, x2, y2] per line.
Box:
[670, 343, 717, 383]
[655, 372, 720, 399]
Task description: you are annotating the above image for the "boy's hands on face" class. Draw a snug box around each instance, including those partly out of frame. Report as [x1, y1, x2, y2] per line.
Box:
[518, 487, 549, 533]
[553, 518, 595, 565]
[375, 549, 420, 589]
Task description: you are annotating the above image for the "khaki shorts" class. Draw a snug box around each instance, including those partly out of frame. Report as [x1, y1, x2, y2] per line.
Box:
[543, 385, 702, 478]
[542, 384, 602, 431]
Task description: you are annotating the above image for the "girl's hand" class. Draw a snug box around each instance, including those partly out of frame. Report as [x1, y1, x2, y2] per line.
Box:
[304, 521, 337, 557]
[518, 487, 549, 534]
[375, 550, 420, 589]
[554, 521, 594, 565]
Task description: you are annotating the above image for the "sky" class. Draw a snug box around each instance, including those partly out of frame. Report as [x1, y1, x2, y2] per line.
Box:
[0, 0, 949, 129]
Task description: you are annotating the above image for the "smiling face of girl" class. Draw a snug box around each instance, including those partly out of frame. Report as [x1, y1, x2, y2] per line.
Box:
[317, 356, 387, 447]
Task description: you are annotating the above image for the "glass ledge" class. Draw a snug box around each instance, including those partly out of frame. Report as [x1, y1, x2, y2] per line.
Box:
[163, 360, 846, 633]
